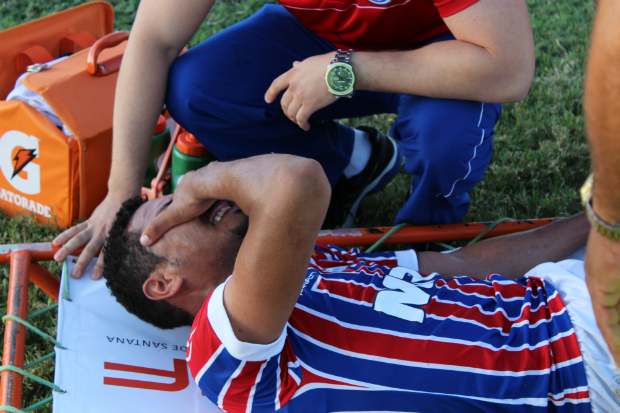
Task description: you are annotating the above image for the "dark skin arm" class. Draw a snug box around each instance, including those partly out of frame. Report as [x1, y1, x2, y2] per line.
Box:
[141, 155, 331, 344]
[419, 213, 589, 280]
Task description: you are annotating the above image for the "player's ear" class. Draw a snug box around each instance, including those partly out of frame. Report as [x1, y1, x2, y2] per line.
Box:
[143, 268, 183, 301]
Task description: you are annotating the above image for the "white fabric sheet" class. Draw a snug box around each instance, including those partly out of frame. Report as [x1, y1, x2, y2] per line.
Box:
[52, 249, 616, 412]
[54, 257, 219, 412]
[525, 259, 620, 412]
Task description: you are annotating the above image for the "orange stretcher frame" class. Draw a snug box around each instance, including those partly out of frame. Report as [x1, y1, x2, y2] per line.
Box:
[0, 217, 557, 411]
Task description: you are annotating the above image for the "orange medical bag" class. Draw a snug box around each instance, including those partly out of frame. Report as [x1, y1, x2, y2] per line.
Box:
[0, 2, 124, 228]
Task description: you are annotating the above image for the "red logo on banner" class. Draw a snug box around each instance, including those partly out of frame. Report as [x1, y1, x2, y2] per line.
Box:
[103, 358, 189, 392]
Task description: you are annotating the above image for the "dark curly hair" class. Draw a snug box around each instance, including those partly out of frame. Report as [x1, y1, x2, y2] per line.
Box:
[102, 196, 194, 329]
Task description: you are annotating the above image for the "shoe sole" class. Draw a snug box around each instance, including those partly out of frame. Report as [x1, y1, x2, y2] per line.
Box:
[341, 138, 402, 228]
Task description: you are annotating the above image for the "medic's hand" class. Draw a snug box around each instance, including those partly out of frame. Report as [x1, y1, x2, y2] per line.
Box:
[140, 171, 216, 247]
[585, 229, 620, 366]
[265, 53, 338, 131]
[52, 195, 125, 280]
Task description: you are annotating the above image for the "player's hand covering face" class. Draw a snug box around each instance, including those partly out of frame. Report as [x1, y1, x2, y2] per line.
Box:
[140, 171, 218, 246]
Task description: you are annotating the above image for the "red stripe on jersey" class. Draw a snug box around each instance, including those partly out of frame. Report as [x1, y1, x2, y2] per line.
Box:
[547, 291, 568, 315]
[290, 307, 583, 372]
[299, 366, 365, 388]
[549, 390, 590, 403]
[308, 263, 388, 278]
[426, 292, 584, 364]
[222, 361, 265, 413]
[314, 246, 397, 268]
[354, 265, 391, 276]
[492, 277, 543, 299]
[187, 294, 222, 380]
[423, 297, 552, 335]
[316, 245, 355, 262]
[310, 260, 358, 270]
[548, 333, 583, 367]
[425, 279, 568, 335]
[278, 339, 301, 406]
[314, 254, 396, 272]
[435, 278, 492, 297]
[311, 247, 329, 261]
[311, 245, 344, 265]
[315, 277, 378, 305]
[434, 278, 530, 300]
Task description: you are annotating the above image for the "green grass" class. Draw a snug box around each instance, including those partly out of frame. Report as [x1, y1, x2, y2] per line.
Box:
[0, 0, 595, 410]
[355, 0, 594, 226]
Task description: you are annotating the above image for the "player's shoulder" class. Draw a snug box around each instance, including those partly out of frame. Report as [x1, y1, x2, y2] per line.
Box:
[186, 293, 223, 380]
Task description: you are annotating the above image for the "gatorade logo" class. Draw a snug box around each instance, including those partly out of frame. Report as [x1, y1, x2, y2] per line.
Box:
[12, 149, 37, 178]
[0, 131, 41, 195]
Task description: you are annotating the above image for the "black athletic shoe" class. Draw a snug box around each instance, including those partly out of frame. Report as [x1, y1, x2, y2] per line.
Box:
[322, 126, 404, 229]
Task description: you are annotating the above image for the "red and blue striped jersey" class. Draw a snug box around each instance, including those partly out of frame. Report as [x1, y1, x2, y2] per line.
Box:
[187, 245, 590, 412]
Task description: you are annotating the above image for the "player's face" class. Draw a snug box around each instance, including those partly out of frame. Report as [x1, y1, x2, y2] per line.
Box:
[128, 195, 249, 279]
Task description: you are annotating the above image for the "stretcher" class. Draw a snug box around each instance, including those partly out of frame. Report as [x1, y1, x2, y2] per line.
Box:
[0, 217, 558, 412]
[0, 5, 574, 410]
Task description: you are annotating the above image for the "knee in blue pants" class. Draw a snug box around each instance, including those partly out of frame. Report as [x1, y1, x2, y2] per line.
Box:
[164, 4, 355, 186]
[391, 96, 502, 225]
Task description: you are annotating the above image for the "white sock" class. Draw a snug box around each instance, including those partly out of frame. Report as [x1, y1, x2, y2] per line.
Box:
[342, 128, 372, 179]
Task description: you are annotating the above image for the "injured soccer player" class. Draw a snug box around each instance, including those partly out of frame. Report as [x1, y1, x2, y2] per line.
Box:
[102, 154, 619, 413]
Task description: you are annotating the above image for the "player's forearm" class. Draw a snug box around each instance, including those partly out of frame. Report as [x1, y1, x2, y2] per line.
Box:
[584, 0, 620, 224]
[199, 155, 331, 344]
[107, 0, 214, 200]
[421, 213, 589, 279]
[195, 155, 330, 219]
[352, 41, 531, 103]
[108, 38, 173, 199]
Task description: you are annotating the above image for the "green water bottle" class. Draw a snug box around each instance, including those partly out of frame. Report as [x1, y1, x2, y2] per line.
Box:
[143, 115, 171, 188]
[171, 132, 218, 191]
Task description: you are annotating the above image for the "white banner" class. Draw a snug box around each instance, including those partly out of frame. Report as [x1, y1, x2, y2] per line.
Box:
[53, 257, 220, 412]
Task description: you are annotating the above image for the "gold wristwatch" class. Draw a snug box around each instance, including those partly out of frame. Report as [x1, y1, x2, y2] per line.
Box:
[580, 173, 620, 241]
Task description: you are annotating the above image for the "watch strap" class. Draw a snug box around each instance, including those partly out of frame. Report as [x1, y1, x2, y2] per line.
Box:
[332, 49, 353, 64]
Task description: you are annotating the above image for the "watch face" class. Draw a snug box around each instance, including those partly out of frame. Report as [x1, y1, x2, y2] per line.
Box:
[326, 63, 354, 94]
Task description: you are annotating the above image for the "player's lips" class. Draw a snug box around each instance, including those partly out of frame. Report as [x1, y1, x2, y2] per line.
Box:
[209, 201, 240, 225]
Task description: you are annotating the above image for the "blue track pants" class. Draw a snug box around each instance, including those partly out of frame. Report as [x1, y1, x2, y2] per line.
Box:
[166, 4, 502, 225]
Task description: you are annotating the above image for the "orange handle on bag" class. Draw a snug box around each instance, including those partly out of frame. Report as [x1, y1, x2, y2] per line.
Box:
[87, 31, 129, 76]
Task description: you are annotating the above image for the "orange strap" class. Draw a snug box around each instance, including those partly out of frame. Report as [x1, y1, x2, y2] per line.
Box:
[15, 45, 53, 74]
[60, 30, 97, 55]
